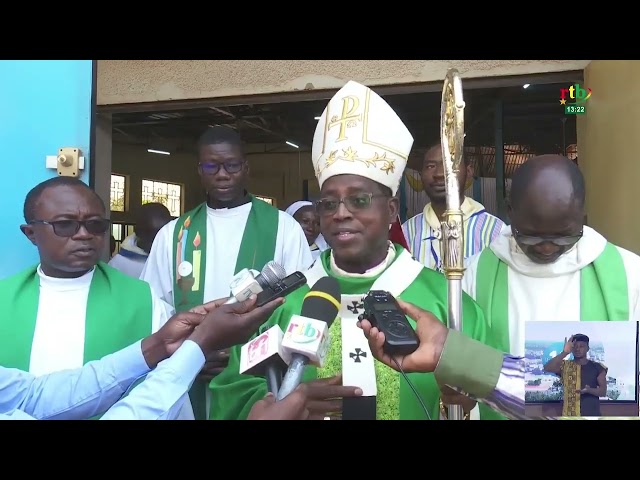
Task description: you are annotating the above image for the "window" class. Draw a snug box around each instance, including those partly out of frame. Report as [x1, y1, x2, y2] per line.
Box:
[141, 179, 182, 217]
[110, 174, 127, 212]
[256, 195, 275, 206]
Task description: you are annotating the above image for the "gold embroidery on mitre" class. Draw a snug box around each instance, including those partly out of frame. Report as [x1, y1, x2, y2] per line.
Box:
[318, 149, 397, 176]
[325, 95, 362, 146]
[312, 81, 411, 197]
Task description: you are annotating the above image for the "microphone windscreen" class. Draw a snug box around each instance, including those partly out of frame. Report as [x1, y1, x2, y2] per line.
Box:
[300, 276, 341, 328]
[260, 261, 287, 285]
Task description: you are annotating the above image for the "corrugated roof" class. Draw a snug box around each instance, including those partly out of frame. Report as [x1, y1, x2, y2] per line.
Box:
[466, 144, 536, 178]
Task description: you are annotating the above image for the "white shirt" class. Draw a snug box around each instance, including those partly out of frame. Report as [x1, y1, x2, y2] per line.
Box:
[28, 265, 172, 377]
[0, 340, 205, 420]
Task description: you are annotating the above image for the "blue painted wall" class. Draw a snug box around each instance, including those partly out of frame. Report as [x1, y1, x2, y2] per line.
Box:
[0, 60, 95, 279]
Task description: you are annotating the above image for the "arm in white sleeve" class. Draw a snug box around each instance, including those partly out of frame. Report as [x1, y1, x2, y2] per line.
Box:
[100, 340, 205, 420]
[1, 340, 207, 421]
[0, 341, 151, 420]
[140, 220, 177, 306]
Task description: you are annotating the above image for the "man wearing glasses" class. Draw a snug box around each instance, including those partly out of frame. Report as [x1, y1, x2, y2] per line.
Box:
[0, 176, 172, 415]
[141, 125, 312, 420]
[209, 81, 488, 421]
[462, 154, 640, 355]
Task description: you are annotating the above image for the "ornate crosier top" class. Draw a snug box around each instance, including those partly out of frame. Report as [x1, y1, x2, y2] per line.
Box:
[439, 69, 467, 280]
[440, 70, 466, 211]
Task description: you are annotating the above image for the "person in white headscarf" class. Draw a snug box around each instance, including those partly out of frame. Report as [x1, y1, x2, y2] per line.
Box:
[284, 201, 327, 260]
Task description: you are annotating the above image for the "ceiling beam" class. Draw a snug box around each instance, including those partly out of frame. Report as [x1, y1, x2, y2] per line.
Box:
[98, 70, 584, 114]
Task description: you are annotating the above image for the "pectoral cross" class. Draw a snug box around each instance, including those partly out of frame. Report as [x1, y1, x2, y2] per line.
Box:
[347, 300, 364, 315]
[350, 348, 367, 363]
[328, 95, 362, 142]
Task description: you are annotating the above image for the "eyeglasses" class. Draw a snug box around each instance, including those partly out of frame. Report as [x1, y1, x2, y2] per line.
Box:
[198, 161, 244, 175]
[315, 193, 387, 215]
[513, 227, 583, 246]
[29, 219, 111, 237]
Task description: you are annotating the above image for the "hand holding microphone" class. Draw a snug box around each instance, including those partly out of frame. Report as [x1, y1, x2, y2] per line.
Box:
[276, 276, 362, 420]
[303, 374, 362, 420]
[247, 385, 310, 420]
[189, 299, 233, 380]
[190, 261, 292, 380]
[145, 293, 284, 373]
[276, 276, 341, 400]
[237, 267, 308, 393]
[187, 295, 285, 358]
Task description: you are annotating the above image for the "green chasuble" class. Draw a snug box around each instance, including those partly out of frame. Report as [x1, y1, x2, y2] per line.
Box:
[0, 262, 154, 418]
[171, 195, 279, 420]
[474, 242, 629, 420]
[209, 244, 488, 420]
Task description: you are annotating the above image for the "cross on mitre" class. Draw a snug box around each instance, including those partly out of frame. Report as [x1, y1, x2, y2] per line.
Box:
[311, 80, 414, 195]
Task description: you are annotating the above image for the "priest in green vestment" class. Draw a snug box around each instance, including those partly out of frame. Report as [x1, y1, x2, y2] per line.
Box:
[209, 80, 489, 420]
[462, 155, 640, 420]
[0, 177, 172, 417]
[141, 126, 313, 420]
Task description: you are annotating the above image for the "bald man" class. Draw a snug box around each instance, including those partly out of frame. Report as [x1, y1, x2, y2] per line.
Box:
[463, 154, 640, 351]
[461, 154, 640, 419]
[109, 203, 173, 279]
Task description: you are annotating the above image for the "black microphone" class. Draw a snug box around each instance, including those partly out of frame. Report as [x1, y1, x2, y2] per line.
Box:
[225, 261, 287, 305]
[276, 276, 341, 400]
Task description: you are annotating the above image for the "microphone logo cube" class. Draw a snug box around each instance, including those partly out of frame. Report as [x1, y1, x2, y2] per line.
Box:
[282, 315, 331, 367]
[239, 325, 290, 375]
[229, 268, 264, 302]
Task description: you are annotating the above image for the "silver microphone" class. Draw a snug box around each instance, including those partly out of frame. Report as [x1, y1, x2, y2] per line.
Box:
[225, 261, 287, 304]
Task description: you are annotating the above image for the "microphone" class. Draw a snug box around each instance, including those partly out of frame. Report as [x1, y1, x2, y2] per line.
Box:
[239, 325, 291, 395]
[276, 276, 341, 400]
[225, 261, 287, 305]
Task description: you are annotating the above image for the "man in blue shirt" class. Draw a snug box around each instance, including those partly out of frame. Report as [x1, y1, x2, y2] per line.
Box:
[1, 294, 309, 420]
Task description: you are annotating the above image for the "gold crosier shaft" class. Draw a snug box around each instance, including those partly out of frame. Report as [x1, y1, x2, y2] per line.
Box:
[440, 68, 467, 420]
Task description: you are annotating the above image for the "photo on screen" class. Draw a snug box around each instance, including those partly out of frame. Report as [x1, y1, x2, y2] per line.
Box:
[525, 321, 639, 409]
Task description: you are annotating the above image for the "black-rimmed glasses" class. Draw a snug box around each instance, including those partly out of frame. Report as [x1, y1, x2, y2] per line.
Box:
[198, 161, 244, 175]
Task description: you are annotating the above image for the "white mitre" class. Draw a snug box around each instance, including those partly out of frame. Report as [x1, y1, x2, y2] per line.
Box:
[311, 80, 414, 196]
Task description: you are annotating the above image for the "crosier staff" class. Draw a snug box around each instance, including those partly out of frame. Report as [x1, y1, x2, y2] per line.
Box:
[439, 68, 467, 421]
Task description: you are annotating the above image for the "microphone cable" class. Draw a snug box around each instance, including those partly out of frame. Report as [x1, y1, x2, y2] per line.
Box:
[390, 356, 431, 420]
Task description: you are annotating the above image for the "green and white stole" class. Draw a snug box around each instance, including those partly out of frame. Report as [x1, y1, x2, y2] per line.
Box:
[171, 195, 280, 420]
[0, 262, 154, 418]
[171, 195, 279, 312]
[304, 245, 427, 420]
[476, 242, 629, 353]
[475, 243, 628, 420]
